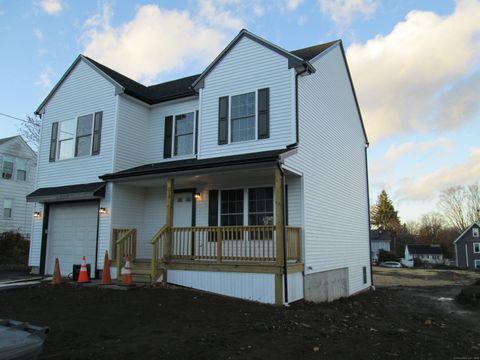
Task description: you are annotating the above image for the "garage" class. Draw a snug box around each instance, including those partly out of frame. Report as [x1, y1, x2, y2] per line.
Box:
[45, 201, 99, 278]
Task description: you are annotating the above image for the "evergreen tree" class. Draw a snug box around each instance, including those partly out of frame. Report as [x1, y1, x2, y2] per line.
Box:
[371, 190, 401, 232]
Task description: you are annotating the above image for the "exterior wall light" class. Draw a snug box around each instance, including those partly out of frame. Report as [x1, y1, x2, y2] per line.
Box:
[33, 211, 42, 219]
[99, 207, 107, 215]
[194, 193, 201, 201]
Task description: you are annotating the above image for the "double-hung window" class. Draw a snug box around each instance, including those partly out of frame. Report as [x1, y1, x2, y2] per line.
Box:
[220, 189, 244, 226]
[51, 112, 102, 161]
[231, 92, 256, 142]
[3, 199, 12, 218]
[1, 156, 14, 179]
[16, 159, 27, 181]
[474, 243, 480, 253]
[75, 114, 94, 157]
[248, 187, 274, 225]
[174, 113, 194, 156]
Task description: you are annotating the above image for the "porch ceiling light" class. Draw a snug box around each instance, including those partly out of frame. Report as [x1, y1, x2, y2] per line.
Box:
[99, 207, 107, 215]
[195, 192, 201, 201]
[33, 211, 42, 219]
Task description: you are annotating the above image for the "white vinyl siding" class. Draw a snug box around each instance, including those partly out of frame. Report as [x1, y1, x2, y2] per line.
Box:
[35, 59, 116, 188]
[148, 98, 198, 163]
[284, 44, 370, 295]
[0, 137, 36, 237]
[114, 95, 149, 172]
[199, 36, 295, 159]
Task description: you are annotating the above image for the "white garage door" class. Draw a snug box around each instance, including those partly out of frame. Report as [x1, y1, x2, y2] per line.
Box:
[46, 201, 98, 277]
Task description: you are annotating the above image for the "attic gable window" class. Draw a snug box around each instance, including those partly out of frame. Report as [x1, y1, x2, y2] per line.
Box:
[1, 156, 14, 179]
[16, 159, 27, 181]
[473, 228, 479, 238]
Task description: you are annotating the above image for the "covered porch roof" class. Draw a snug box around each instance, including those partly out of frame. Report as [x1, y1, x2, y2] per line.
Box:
[100, 149, 299, 184]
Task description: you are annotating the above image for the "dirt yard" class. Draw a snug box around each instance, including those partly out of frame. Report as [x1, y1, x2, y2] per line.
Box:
[373, 266, 480, 287]
[1, 280, 480, 359]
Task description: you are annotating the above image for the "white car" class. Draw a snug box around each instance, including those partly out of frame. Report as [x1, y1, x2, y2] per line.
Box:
[380, 261, 402, 268]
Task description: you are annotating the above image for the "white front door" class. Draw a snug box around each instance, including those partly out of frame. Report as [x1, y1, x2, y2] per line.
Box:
[173, 192, 193, 227]
[172, 192, 193, 257]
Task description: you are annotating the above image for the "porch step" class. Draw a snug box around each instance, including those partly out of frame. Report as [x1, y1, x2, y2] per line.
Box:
[129, 259, 162, 284]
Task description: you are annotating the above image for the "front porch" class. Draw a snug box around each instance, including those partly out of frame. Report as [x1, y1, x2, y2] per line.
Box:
[105, 157, 304, 304]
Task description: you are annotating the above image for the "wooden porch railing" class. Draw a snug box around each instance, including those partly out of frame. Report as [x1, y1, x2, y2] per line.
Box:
[150, 226, 301, 262]
[113, 228, 137, 278]
[150, 224, 169, 280]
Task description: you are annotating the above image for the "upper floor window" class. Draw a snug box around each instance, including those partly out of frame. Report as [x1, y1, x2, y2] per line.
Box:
[474, 243, 480, 253]
[174, 113, 194, 156]
[3, 199, 12, 218]
[16, 159, 27, 181]
[473, 228, 479, 238]
[50, 112, 102, 162]
[163, 112, 197, 159]
[231, 92, 255, 142]
[218, 88, 269, 145]
[1, 156, 14, 179]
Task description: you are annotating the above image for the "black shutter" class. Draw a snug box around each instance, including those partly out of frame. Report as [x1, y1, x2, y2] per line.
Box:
[92, 112, 103, 155]
[208, 190, 219, 241]
[258, 88, 270, 139]
[218, 96, 229, 145]
[163, 116, 173, 158]
[195, 110, 199, 155]
[49, 122, 58, 162]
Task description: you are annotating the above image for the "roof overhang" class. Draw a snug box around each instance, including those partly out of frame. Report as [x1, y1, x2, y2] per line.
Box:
[453, 222, 480, 243]
[27, 182, 106, 203]
[100, 149, 291, 181]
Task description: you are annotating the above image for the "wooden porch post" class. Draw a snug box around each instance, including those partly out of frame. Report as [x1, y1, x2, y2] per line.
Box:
[274, 168, 284, 305]
[163, 178, 174, 283]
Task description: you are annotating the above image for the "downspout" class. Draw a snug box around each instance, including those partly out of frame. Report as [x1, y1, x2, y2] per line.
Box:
[287, 64, 310, 149]
[364, 143, 374, 289]
[277, 159, 288, 304]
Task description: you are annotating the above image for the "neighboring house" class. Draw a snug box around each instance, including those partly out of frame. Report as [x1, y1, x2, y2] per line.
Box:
[370, 229, 391, 261]
[0, 136, 36, 238]
[453, 223, 480, 269]
[27, 29, 370, 304]
[404, 244, 444, 266]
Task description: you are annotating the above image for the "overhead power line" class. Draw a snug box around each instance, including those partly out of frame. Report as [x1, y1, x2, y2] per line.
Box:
[0, 112, 39, 125]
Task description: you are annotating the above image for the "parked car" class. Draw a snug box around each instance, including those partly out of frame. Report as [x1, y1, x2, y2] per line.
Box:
[380, 261, 402, 268]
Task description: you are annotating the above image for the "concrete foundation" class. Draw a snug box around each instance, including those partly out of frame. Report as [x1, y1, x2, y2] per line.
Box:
[304, 267, 349, 302]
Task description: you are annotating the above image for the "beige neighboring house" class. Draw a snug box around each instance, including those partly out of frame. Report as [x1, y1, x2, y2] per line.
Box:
[0, 135, 37, 238]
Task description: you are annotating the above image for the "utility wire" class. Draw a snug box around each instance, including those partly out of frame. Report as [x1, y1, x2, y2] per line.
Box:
[0, 112, 39, 125]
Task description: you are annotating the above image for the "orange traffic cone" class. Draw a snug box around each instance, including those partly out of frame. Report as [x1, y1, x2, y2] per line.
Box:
[101, 250, 112, 285]
[77, 256, 90, 283]
[121, 257, 133, 286]
[51, 258, 62, 285]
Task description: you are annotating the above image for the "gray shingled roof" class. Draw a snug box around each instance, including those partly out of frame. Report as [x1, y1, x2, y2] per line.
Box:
[0, 136, 19, 145]
[407, 244, 443, 255]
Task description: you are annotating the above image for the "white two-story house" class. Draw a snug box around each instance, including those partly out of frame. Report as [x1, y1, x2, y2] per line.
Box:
[1, 135, 36, 237]
[28, 29, 370, 304]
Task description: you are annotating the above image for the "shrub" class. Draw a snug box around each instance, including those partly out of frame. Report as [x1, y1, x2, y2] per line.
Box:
[0, 232, 30, 270]
[378, 249, 399, 263]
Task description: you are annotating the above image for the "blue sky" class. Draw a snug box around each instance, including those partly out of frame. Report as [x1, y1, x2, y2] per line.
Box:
[1, 0, 479, 223]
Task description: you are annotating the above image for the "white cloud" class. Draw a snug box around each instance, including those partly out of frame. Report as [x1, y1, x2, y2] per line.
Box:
[298, 15, 307, 25]
[35, 66, 55, 89]
[319, 0, 379, 25]
[347, 0, 480, 142]
[384, 138, 454, 161]
[33, 28, 44, 41]
[81, 2, 243, 84]
[397, 147, 480, 200]
[39, 0, 63, 15]
[286, 0, 304, 11]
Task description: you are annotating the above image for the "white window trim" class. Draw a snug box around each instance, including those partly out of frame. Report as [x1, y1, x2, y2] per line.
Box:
[227, 90, 258, 144]
[170, 111, 196, 158]
[56, 113, 95, 161]
[473, 228, 479, 237]
[3, 198, 13, 219]
[473, 242, 480, 254]
[15, 158, 28, 181]
[217, 184, 276, 229]
[1, 155, 15, 180]
[475, 259, 480, 269]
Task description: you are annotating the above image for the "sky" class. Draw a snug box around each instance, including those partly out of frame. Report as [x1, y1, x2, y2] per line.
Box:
[0, 0, 479, 223]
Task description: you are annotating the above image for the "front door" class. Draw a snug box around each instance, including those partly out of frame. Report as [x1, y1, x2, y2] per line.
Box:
[172, 192, 193, 257]
[173, 192, 193, 227]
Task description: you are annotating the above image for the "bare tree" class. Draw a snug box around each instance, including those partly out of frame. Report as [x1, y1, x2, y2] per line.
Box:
[439, 184, 480, 232]
[419, 212, 444, 244]
[19, 115, 40, 150]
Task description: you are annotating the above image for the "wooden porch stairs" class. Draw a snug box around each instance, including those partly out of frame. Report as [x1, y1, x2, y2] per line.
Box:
[130, 259, 160, 284]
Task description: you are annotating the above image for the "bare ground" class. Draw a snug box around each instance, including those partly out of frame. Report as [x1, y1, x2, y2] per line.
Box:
[1, 279, 480, 360]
